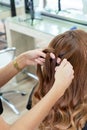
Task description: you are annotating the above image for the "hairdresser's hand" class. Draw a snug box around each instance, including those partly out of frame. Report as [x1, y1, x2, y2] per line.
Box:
[16, 49, 46, 70]
[24, 50, 56, 66]
[53, 59, 74, 95]
[15, 49, 57, 70]
[23, 49, 46, 65]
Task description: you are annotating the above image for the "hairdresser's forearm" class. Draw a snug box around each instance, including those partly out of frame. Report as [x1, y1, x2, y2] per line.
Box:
[27, 85, 62, 129]
[0, 54, 26, 87]
[0, 49, 46, 87]
[11, 83, 63, 130]
[0, 61, 19, 87]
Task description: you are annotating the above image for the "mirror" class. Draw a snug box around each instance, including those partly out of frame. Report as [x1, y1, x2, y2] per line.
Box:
[37, 0, 87, 25]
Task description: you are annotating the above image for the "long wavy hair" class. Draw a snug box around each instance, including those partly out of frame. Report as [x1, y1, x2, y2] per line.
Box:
[32, 30, 87, 130]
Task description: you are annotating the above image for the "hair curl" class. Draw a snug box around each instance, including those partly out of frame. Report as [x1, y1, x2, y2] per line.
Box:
[32, 30, 87, 130]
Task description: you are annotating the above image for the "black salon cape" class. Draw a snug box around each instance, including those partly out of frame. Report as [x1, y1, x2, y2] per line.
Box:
[0, 99, 3, 114]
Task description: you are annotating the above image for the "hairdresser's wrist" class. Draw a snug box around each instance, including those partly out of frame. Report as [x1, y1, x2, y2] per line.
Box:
[13, 54, 28, 71]
[48, 84, 63, 104]
[52, 81, 65, 98]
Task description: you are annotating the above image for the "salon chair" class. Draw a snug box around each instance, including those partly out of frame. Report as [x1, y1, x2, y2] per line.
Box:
[0, 47, 26, 115]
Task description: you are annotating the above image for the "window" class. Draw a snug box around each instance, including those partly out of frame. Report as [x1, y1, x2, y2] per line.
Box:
[61, 0, 82, 11]
[44, 0, 58, 14]
[0, 0, 10, 7]
[38, 0, 87, 25]
[24, 0, 87, 24]
[42, 0, 83, 14]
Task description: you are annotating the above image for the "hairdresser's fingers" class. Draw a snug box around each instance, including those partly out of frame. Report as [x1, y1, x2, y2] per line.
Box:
[37, 57, 45, 64]
[50, 53, 55, 59]
[35, 58, 45, 65]
[60, 59, 68, 68]
[55, 59, 74, 78]
[61, 61, 74, 80]
[65, 61, 73, 71]
[34, 49, 46, 58]
[55, 61, 74, 82]
[50, 53, 61, 65]
[55, 59, 67, 71]
[57, 57, 61, 64]
[64, 62, 74, 77]
[62, 60, 73, 72]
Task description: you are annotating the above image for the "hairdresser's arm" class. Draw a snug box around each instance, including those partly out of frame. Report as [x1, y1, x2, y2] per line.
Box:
[0, 49, 46, 87]
[10, 59, 74, 130]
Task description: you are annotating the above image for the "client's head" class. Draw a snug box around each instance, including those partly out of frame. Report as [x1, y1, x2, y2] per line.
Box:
[33, 29, 87, 130]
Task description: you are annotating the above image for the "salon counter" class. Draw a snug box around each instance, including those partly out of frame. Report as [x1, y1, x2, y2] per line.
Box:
[6, 14, 87, 52]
